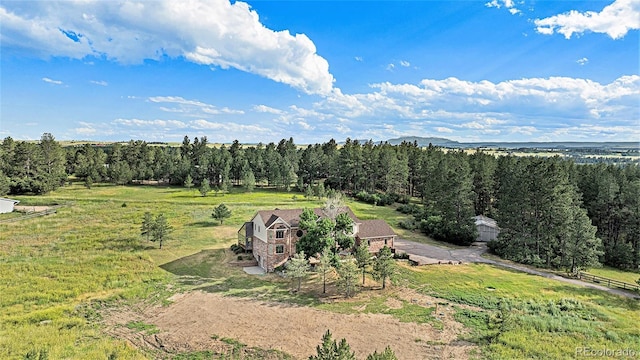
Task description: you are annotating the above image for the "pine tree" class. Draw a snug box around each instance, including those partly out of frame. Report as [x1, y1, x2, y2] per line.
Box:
[336, 256, 359, 298]
[150, 213, 172, 249]
[317, 248, 334, 294]
[372, 246, 395, 289]
[141, 211, 154, 242]
[286, 252, 310, 292]
[199, 178, 211, 197]
[212, 203, 232, 225]
[309, 330, 356, 360]
[184, 174, 193, 189]
[366, 346, 398, 360]
[354, 241, 371, 285]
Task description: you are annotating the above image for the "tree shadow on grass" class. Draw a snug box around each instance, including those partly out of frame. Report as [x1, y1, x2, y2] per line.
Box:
[186, 220, 217, 228]
[102, 237, 157, 251]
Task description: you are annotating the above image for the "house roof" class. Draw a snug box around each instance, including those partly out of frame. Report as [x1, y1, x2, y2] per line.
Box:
[474, 215, 498, 229]
[257, 207, 359, 228]
[356, 219, 396, 239]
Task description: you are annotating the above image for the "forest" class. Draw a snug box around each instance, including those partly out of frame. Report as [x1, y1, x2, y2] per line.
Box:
[1, 133, 638, 272]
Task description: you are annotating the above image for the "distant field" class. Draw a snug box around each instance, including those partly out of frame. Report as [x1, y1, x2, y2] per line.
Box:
[1, 185, 638, 359]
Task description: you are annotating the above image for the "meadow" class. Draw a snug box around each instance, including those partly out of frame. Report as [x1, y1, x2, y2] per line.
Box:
[1, 184, 638, 359]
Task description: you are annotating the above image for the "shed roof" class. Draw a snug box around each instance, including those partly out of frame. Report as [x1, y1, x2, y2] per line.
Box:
[0, 198, 20, 204]
[356, 219, 396, 239]
[474, 215, 498, 229]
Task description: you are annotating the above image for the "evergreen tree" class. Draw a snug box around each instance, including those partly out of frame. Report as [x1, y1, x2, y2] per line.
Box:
[317, 248, 334, 294]
[309, 330, 356, 360]
[150, 213, 172, 249]
[286, 252, 310, 292]
[184, 174, 193, 189]
[336, 256, 359, 298]
[372, 246, 395, 289]
[212, 203, 232, 225]
[305, 184, 314, 199]
[141, 212, 154, 241]
[242, 166, 256, 192]
[199, 178, 211, 197]
[354, 241, 371, 285]
[366, 347, 398, 360]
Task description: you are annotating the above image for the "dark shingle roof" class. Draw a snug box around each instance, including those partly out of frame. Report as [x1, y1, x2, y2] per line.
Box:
[356, 219, 396, 239]
[257, 207, 359, 228]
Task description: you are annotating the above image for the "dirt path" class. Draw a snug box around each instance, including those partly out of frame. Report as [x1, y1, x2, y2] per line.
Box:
[104, 291, 476, 359]
[395, 239, 640, 300]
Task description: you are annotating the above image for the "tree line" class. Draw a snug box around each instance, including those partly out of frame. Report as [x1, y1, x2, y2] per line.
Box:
[1, 134, 638, 271]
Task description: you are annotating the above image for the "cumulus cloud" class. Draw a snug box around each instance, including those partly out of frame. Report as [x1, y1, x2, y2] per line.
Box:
[42, 77, 63, 85]
[313, 74, 639, 141]
[534, 0, 640, 39]
[0, 0, 334, 94]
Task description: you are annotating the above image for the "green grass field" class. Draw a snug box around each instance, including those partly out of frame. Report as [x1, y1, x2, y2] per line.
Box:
[587, 267, 640, 286]
[1, 184, 638, 359]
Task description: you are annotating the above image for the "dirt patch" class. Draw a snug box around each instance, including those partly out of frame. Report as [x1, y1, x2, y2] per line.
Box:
[14, 205, 53, 213]
[103, 291, 477, 359]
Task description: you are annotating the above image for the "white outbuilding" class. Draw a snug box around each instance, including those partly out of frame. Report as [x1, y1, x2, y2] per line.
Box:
[0, 198, 20, 214]
[474, 215, 500, 242]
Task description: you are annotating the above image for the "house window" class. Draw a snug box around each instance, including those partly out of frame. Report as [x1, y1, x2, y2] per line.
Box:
[367, 240, 371, 246]
[275, 244, 285, 254]
[276, 230, 285, 239]
[384, 238, 388, 245]
[296, 229, 304, 237]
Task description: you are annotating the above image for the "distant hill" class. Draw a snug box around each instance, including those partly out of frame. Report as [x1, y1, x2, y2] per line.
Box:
[385, 136, 639, 150]
[386, 136, 460, 147]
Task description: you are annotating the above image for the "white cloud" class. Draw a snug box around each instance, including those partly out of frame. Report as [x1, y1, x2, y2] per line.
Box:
[576, 57, 589, 66]
[114, 118, 187, 128]
[297, 121, 314, 130]
[386, 63, 395, 71]
[354, 56, 363, 62]
[534, 0, 640, 39]
[149, 96, 244, 115]
[90, 80, 108, 86]
[253, 104, 284, 114]
[399, 60, 411, 67]
[435, 127, 453, 133]
[311, 74, 639, 141]
[485, 0, 521, 15]
[0, 0, 334, 95]
[42, 77, 63, 85]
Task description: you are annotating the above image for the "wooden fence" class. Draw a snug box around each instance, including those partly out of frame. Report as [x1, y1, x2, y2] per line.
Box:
[578, 272, 640, 292]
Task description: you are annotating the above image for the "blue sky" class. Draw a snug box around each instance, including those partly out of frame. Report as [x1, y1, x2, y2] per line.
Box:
[1, 0, 638, 143]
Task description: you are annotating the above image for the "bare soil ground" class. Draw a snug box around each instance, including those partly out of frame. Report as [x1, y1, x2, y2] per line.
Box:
[103, 290, 477, 359]
[14, 205, 53, 213]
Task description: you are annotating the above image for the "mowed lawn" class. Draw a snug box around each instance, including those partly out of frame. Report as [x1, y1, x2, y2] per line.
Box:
[1, 184, 639, 359]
